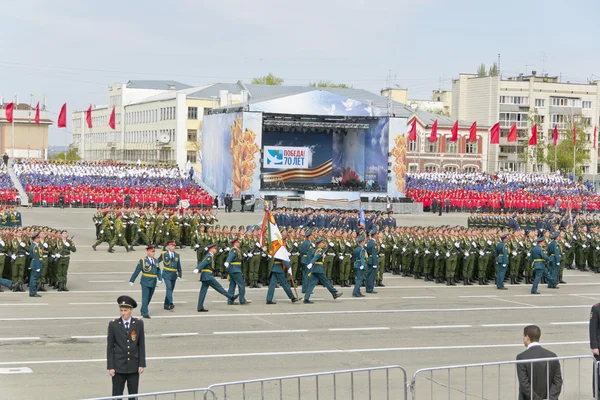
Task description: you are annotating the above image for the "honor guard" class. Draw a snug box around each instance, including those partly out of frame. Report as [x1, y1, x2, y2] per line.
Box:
[156, 241, 182, 310]
[129, 246, 163, 318]
[194, 244, 238, 312]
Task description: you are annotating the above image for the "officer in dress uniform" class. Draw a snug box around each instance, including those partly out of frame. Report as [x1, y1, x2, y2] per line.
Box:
[225, 238, 249, 305]
[547, 231, 561, 289]
[299, 229, 314, 294]
[303, 238, 342, 304]
[352, 234, 366, 297]
[129, 246, 163, 318]
[495, 233, 509, 290]
[29, 232, 43, 298]
[530, 237, 553, 294]
[266, 237, 299, 304]
[156, 241, 182, 311]
[366, 228, 379, 294]
[107, 295, 146, 398]
[194, 244, 238, 312]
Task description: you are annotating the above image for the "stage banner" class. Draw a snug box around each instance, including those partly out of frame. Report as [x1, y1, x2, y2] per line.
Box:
[202, 111, 262, 197]
[388, 117, 408, 197]
[263, 146, 310, 170]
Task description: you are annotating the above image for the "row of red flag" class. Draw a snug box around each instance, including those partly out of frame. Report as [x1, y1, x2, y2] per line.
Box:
[410, 118, 596, 149]
[4, 102, 117, 130]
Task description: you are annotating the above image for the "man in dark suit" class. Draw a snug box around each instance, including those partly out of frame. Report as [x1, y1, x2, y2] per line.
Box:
[516, 325, 562, 400]
[589, 302, 600, 396]
[107, 295, 146, 398]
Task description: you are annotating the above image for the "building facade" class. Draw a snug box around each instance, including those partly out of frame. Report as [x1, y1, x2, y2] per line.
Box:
[452, 73, 600, 173]
[71, 80, 243, 171]
[0, 102, 52, 159]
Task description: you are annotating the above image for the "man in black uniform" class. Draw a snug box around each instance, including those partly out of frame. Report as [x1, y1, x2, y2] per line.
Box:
[590, 302, 600, 396]
[107, 295, 146, 398]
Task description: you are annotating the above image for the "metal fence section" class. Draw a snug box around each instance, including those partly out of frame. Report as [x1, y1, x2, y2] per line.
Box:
[205, 365, 408, 400]
[409, 355, 597, 400]
[80, 388, 216, 400]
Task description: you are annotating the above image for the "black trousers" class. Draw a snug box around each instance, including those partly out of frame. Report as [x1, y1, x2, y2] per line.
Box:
[112, 372, 139, 399]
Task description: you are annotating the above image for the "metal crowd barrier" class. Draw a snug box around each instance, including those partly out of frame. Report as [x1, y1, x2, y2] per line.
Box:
[81, 388, 216, 400]
[409, 355, 597, 400]
[204, 365, 408, 400]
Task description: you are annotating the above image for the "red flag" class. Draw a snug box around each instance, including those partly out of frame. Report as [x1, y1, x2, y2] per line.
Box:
[450, 120, 458, 142]
[594, 126, 597, 149]
[490, 122, 500, 144]
[34, 102, 40, 125]
[553, 125, 558, 146]
[528, 124, 538, 146]
[57, 103, 67, 128]
[109, 106, 116, 130]
[5, 102, 14, 123]
[408, 118, 417, 141]
[507, 123, 517, 143]
[429, 120, 438, 143]
[86, 105, 93, 129]
[573, 122, 577, 146]
[469, 121, 477, 142]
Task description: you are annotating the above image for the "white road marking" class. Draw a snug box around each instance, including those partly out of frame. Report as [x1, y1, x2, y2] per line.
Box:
[0, 367, 33, 374]
[0, 341, 587, 366]
[71, 335, 106, 339]
[493, 298, 536, 307]
[481, 323, 535, 328]
[328, 327, 389, 332]
[411, 325, 472, 329]
[550, 321, 588, 325]
[570, 295, 600, 301]
[0, 303, 48, 306]
[161, 333, 199, 337]
[0, 305, 591, 322]
[0, 337, 40, 342]
[214, 329, 309, 335]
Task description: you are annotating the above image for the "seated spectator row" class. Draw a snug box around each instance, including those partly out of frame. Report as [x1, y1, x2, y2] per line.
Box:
[13, 160, 213, 208]
[0, 164, 18, 204]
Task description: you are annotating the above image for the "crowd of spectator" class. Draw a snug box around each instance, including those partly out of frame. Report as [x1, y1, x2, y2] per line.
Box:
[406, 171, 599, 212]
[0, 164, 17, 204]
[12, 160, 213, 208]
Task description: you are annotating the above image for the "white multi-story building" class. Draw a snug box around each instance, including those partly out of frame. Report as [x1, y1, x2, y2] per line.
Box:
[71, 80, 244, 170]
[452, 73, 600, 173]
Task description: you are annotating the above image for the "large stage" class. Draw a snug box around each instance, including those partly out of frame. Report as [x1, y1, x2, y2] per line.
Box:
[201, 90, 408, 200]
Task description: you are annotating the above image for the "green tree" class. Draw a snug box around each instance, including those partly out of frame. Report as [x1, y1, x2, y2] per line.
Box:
[308, 81, 352, 88]
[488, 62, 499, 77]
[52, 148, 81, 162]
[427, 108, 450, 117]
[477, 63, 487, 77]
[545, 116, 591, 173]
[251, 73, 283, 85]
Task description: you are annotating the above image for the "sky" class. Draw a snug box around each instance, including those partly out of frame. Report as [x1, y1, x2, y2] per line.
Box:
[2, 0, 599, 145]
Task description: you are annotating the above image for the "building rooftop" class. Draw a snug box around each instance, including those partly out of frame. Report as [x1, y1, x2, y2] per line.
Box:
[125, 80, 192, 90]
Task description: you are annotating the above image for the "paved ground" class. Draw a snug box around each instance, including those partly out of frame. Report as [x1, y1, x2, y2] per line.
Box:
[0, 208, 598, 399]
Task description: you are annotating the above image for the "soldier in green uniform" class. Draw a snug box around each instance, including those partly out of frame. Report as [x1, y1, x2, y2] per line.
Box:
[0, 233, 7, 292]
[323, 233, 336, 282]
[365, 228, 379, 294]
[338, 231, 352, 287]
[495, 233, 509, 290]
[248, 231, 263, 288]
[530, 237, 553, 295]
[129, 245, 163, 318]
[352, 234, 367, 297]
[547, 231, 561, 289]
[110, 213, 132, 253]
[56, 231, 76, 292]
[38, 232, 49, 292]
[156, 240, 182, 310]
[304, 238, 342, 304]
[194, 244, 238, 312]
[11, 229, 28, 292]
[28, 231, 43, 297]
[225, 237, 248, 305]
[299, 229, 314, 294]
[445, 234, 459, 286]
[266, 237, 298, 304]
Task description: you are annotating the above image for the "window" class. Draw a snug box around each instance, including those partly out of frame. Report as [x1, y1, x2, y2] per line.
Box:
[466, 141, 477, 154]
[582, 117, 592, 125]
[409, 164, 418, 172]
[186, 151, 197, 163]
[408, 140, 417, 152]
[535, 99, 545, 107]
[551, 97, 582, 107]
[446, 141, 457, 153]
[536, 115, 545, 124]
[188, 107, 198, 120]
[499, 112, 528, 128]
[583, 101, 592, 110]
[187, 129, 197, 142]
[499, 96, 529, 105]
[444, 165, 457, 172]
[426, 141, 438, 153]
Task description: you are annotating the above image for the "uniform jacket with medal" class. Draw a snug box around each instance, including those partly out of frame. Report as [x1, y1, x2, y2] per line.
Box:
[198, 253, 217, 282]
[107, 317, 146, 373]
[130, 256, 162, 287]
[156, 250, 182, 280]
[308, 248, 326, 273]
[366, 238, 379, 267]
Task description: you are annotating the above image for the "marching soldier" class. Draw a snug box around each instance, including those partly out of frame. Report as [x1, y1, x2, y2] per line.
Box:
[352, 234, 366, 297]
[495, 233, 509, 290]
[56, 231, 76, 292]
[156, 241, 182, 310]
[129, 246, 163, 318]
[303, 238, 342, 304]
[225, 237, 249, 305]
[547, 231, 561, 289]
[265, 237, 298, 304]
[193, 244, 238, 312]
[365, 228, 379, 294]
[28, 232, 43, 298]
[530, 237, 553, 295]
